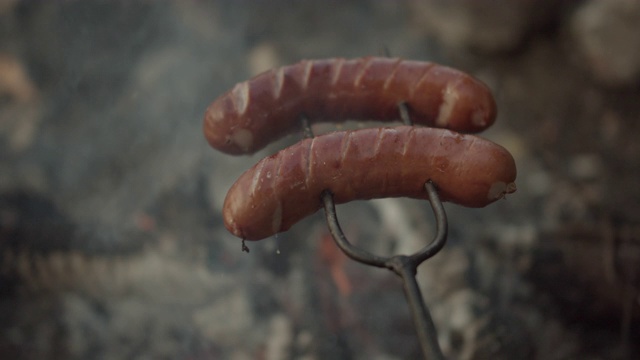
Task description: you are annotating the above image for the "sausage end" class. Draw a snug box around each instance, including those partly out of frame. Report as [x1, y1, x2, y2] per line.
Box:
[487, 181, 517, 202]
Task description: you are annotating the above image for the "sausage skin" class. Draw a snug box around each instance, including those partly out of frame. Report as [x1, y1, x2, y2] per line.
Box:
[223, 126, 517, 240]
[204, 57, 497, 155]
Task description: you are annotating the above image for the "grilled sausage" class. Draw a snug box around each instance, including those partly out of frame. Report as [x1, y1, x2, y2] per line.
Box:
[204, 57, 497, 155]
[223, 126, 517, 240]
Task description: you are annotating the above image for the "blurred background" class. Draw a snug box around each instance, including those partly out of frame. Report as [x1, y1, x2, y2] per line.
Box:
[1, 0, 639, 359]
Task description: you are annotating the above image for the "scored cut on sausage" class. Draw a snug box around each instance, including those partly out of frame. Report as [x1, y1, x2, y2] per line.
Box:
[204, 57, 497, 155]
[223, 126, 517, 240]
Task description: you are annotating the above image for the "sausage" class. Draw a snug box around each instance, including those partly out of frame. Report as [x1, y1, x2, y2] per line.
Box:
[204, 57, 497, 155]
[223, 126, 517, 240]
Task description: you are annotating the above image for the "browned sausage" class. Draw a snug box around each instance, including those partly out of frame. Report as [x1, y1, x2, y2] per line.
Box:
[204, 57, 497, 155]
[223, 126, 517, 240]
